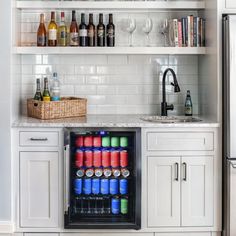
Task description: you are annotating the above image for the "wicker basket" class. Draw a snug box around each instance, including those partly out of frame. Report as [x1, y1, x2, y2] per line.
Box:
[27, 97, 87, 120]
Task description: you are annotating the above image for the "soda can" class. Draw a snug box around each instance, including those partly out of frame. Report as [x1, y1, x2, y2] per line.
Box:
[120, 150, 128, 167]
[84, 136, 93, 147]
[111, 149, 120, 168]
[119, 179, 128, 194]
[93, 149, 102, 167]
[83, 178, 92, 195]
[75, 149, 84, 168]
[111, 137, 119, 147]
[75, 136, 84, 147]
[84, 149, 93, 167]
[74, 178, 82, 195]
[120, 137, 128, 147]
[103, 168, 112, 177]
[110, 179, 119, 195]
[112, 168, 121, 177]
[93, 136, 102, 147]
[121, 168, 130, 178]
[92, 178, 100, 194]
[101, 178, 109, 195]
[76, 169, 85, 177]
[94, 168, 103, 177]
[120, 198, 128, 214]
[85, 168, 94, 177]
[102, 149, 111, 167]
[111, 197, 120, 215]
[102, 136, 110, 147]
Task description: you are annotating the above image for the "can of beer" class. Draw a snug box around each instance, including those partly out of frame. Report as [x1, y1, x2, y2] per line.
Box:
[111, 137, 119, 147]
[120, 137, 128, 147]
[74, 178, 82, 195]
[103, 168, 112, 177]
[110, 178, 119, 195]
[110, 149, 120, 168]
[75, 149, 84, 168]
[102, 136, 110, 147]
[93, 136, 102, 147]
[83, 178, 92, 195]
[102, 149, 111, 167]
[101, 178, 109, 195]
[120, 150, 128, 167]
[84, 136, 93, 147]
[112, 168, 121, 177]
[111, 197, 120, 214]
[75, 136, 84, 147]
[93, 149, 102, 167]
[119, 179, 128, 194]
[84, 149, 93, 167]
[94, 168, 103, 177]
[76, 169, 85, 177]
[120, 198, 128, 214]
[85, 168, 94, 177]
[121, 168, 130, 178]
[92, 178, 100, 194]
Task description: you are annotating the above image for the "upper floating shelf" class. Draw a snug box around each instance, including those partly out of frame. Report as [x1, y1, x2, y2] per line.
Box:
[16, 1, 205, 10]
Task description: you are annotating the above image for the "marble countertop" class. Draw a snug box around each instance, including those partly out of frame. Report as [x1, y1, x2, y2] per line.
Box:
[12, 115, 220, 128]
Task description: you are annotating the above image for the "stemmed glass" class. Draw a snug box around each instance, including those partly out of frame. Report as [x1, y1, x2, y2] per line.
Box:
[142, 18, 153, 46]
[159, 19, 169, 47]
[123, 18, 136, 47]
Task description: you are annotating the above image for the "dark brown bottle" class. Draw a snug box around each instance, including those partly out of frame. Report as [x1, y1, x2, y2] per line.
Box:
[97, 13, 105, 47]
[70, 10, 79, 46]
[37, 14, 47, 46]
[79, 13, 88, 46]
[106, 14, 115, 47]
[88, 13, 95, 47]
[48, 12, 57, 46]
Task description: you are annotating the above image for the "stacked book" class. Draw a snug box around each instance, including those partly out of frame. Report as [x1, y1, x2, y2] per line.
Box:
[170, 16, 206, 47]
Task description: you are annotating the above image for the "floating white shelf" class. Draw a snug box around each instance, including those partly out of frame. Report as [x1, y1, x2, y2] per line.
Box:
[16, 1, 205, 10]
[14, 46, 206, 55]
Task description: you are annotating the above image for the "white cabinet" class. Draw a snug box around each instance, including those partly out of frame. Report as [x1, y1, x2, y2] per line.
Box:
[20, 151, 59, 228]
[226, 0, 236, 8]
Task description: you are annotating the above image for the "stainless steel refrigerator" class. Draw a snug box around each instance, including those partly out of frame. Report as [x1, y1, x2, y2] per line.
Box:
[223, 14, 236, 236]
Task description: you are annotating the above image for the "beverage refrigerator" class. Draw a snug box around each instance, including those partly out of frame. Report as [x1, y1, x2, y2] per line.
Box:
[63, 128, 141, 229]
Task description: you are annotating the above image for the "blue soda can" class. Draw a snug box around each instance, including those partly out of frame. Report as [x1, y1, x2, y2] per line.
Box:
[74, 178, 82, 195]
[119, 179, 128, 195]
[101, 178, 109, 194]
[83, 178, 92, 195]
[92, 178, 100, 194]
[111, 198, 120, 214]
[110, 179, 119, 195]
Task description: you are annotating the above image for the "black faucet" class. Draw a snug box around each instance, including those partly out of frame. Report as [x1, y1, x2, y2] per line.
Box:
[161, 68, 181, 116]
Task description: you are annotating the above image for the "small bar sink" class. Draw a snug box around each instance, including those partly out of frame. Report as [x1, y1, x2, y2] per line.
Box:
[140, 116, 202, 123]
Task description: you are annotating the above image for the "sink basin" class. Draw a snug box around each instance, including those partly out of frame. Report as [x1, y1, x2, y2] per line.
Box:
[140, 116, 202, 123]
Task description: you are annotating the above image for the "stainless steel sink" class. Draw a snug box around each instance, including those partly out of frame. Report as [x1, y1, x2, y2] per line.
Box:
[140, 116, 202, 123]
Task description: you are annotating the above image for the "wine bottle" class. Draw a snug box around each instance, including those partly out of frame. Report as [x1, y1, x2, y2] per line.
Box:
[97, 13, 105, 47]
[70, 10, 79, 46]
[48, 12, 57, 46]
[37, 14, 47, 47]
[58, 12, 67, 46]
[106, 13, 115, 47]
[43, 77, 51, 101]
[185, 90, 193, 116]
[88, 13, 95, 47]
[34, 79, 43, 101]
[79, 13, 88, 47]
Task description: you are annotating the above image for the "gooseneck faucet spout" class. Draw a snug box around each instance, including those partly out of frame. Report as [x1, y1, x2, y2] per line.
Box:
[161, 68, 181, 116]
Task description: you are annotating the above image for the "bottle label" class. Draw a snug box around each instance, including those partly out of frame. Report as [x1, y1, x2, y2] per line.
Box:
[60, 31, 67, 39]
[43, 96, 50, 102]
[98, 28, 105, 37]
[185, 106, 192, 115]
[70, 32, 79, 45]
[88, 29, 95, 37]
[37, 36, 46, 46]
[107, 28, 115, 38]
[49, 29, 57, 40]
[79, 29, 87, 37]
[51, 96, 60, 101]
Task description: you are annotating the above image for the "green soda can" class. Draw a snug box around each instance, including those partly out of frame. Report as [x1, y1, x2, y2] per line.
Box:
[102, 136, 110, 147]
[111, 137, 119, 147]
[120, 198, 128, 214]
[120, 137, 128, 147]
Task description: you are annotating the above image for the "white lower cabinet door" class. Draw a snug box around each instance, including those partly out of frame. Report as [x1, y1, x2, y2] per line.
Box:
[147, 156, 181, 227]
[155, 233, 211, 236]
[181, 156, 214, 226]
[20, 151, 59, 228]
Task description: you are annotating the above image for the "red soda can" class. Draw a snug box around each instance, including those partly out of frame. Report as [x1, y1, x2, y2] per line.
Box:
[84, 149, 93, 167]
[93, 136, 102, 147]
[75, 136, 83, 147]
[75, 149, 84, 168]
[84, 136, 93, 147]
[93, 149, 102, 167]
[111, 149, 120, 168]
[120, 150, 128, 167]
[102, 149, 111, 167]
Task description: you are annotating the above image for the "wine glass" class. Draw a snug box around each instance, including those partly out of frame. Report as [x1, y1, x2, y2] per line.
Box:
[122, 18, 136, 47]
[142, 18, 153, 46]
[159, 19, 169, 47]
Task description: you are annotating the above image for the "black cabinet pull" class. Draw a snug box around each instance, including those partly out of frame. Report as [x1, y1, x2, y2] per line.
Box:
[183, 162, 187, 181]
[175, 162, 179, 181]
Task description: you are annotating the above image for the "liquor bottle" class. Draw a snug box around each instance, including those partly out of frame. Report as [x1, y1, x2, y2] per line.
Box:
[79, 13, 88, 47]
[50, 72, 60, 101]
[37, 14, 47, 47]
[88, 13, 95, 47]
[48, 12, 57, 46]
[34, 78, 43, 101]
[42, 77, 50, 101]
[97, 13, 105, 47]
[58, 12, 67, 46]
[106, 14, 115, 47]
[185, 90, 193, 116]
[70, 10, 79, 46]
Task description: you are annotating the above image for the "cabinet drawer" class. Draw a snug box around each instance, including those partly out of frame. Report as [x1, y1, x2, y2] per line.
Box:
[155, 233, 211, 236]
[20, 131, 59, 147]
[147, 132, 214, 151]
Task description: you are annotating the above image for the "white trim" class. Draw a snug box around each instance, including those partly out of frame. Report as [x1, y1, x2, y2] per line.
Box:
[0, 222, 13, 234]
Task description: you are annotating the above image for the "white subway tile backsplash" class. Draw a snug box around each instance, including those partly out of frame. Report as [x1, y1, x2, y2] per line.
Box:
[61, 85, 75, 95]
[74, 85, 97, 95]
[75, 65, 96, 75]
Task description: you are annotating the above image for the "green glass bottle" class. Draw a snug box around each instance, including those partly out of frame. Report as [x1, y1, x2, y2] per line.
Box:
[34, 78, 43, 101]
[43, 77, 51, 102]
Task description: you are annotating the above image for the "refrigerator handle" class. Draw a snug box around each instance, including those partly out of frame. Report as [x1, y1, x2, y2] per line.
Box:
[64, 144, 70, 213]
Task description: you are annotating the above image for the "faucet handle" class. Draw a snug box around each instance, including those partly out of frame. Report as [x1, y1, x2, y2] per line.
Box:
[167, 104, 174, 111]
[170, 82, 175, 86]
